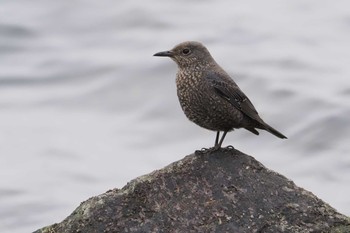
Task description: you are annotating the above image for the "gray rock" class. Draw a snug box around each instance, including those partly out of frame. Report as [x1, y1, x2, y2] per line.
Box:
[34, 149, 350, 233]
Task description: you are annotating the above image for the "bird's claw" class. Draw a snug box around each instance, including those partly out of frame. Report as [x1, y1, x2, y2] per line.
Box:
[225, 145, 235, 150]
[195, 145, 234, 155]
[195, 146, 220, 155]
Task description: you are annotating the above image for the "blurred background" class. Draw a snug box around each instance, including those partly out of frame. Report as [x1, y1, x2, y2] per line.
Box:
[1, 0, 349, 232]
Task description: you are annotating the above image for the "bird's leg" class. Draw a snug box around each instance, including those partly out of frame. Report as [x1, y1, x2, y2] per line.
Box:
[218, 131, 235, 151]
[218, 131, 228, 148]
[196, 131, 231, 155]
[196, 131, 221, 155]
[214, 131, 220, 147]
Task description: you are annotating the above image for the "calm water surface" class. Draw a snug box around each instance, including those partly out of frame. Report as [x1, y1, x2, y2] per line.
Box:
[0, 1, 350, 232]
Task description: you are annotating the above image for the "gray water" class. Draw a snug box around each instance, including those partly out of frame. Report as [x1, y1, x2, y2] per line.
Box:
[1, 0, 350, 232]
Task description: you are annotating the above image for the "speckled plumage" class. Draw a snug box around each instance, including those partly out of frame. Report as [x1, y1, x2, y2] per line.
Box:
[154, 41, 287, 148]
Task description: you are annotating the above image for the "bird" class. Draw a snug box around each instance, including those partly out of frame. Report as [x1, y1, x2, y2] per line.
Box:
[154, 41, 287, 149]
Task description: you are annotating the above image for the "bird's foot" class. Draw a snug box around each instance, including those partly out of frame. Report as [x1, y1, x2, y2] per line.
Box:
[195, 145, 235, 155]
[195, 145, 221, 155]
[222, 145, 235, 151]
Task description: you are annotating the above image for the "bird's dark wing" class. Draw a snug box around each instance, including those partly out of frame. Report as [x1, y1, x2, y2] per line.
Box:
[206, 72, 261, 122]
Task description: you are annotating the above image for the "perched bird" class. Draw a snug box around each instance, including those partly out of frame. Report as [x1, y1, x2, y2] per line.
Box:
[154, 41, 287, 149]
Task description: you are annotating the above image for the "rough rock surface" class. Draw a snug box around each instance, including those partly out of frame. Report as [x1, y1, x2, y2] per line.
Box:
[34, 149, 350, 233]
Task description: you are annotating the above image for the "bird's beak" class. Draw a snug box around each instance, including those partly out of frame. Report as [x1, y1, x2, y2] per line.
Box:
[153, 50, 173, 57]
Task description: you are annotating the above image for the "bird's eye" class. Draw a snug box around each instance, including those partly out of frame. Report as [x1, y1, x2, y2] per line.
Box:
[182, 48, 191, 55]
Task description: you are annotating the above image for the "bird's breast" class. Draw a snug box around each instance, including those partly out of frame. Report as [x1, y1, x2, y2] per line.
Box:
[176, 70, 207, 104]
[175, 70, 216, 123]
[175, 70, 246, 131]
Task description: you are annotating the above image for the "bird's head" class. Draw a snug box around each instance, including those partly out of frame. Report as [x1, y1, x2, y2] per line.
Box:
[154, 41, 214, 69]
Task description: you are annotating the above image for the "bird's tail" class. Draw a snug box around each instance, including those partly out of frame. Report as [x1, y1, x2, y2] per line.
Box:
[260, 122, 287, 139]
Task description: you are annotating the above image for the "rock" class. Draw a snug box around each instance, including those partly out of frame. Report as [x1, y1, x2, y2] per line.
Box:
[34, 149, 350, 233]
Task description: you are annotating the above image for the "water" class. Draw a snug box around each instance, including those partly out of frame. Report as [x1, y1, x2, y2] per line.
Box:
[1, 0, 350, 232]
